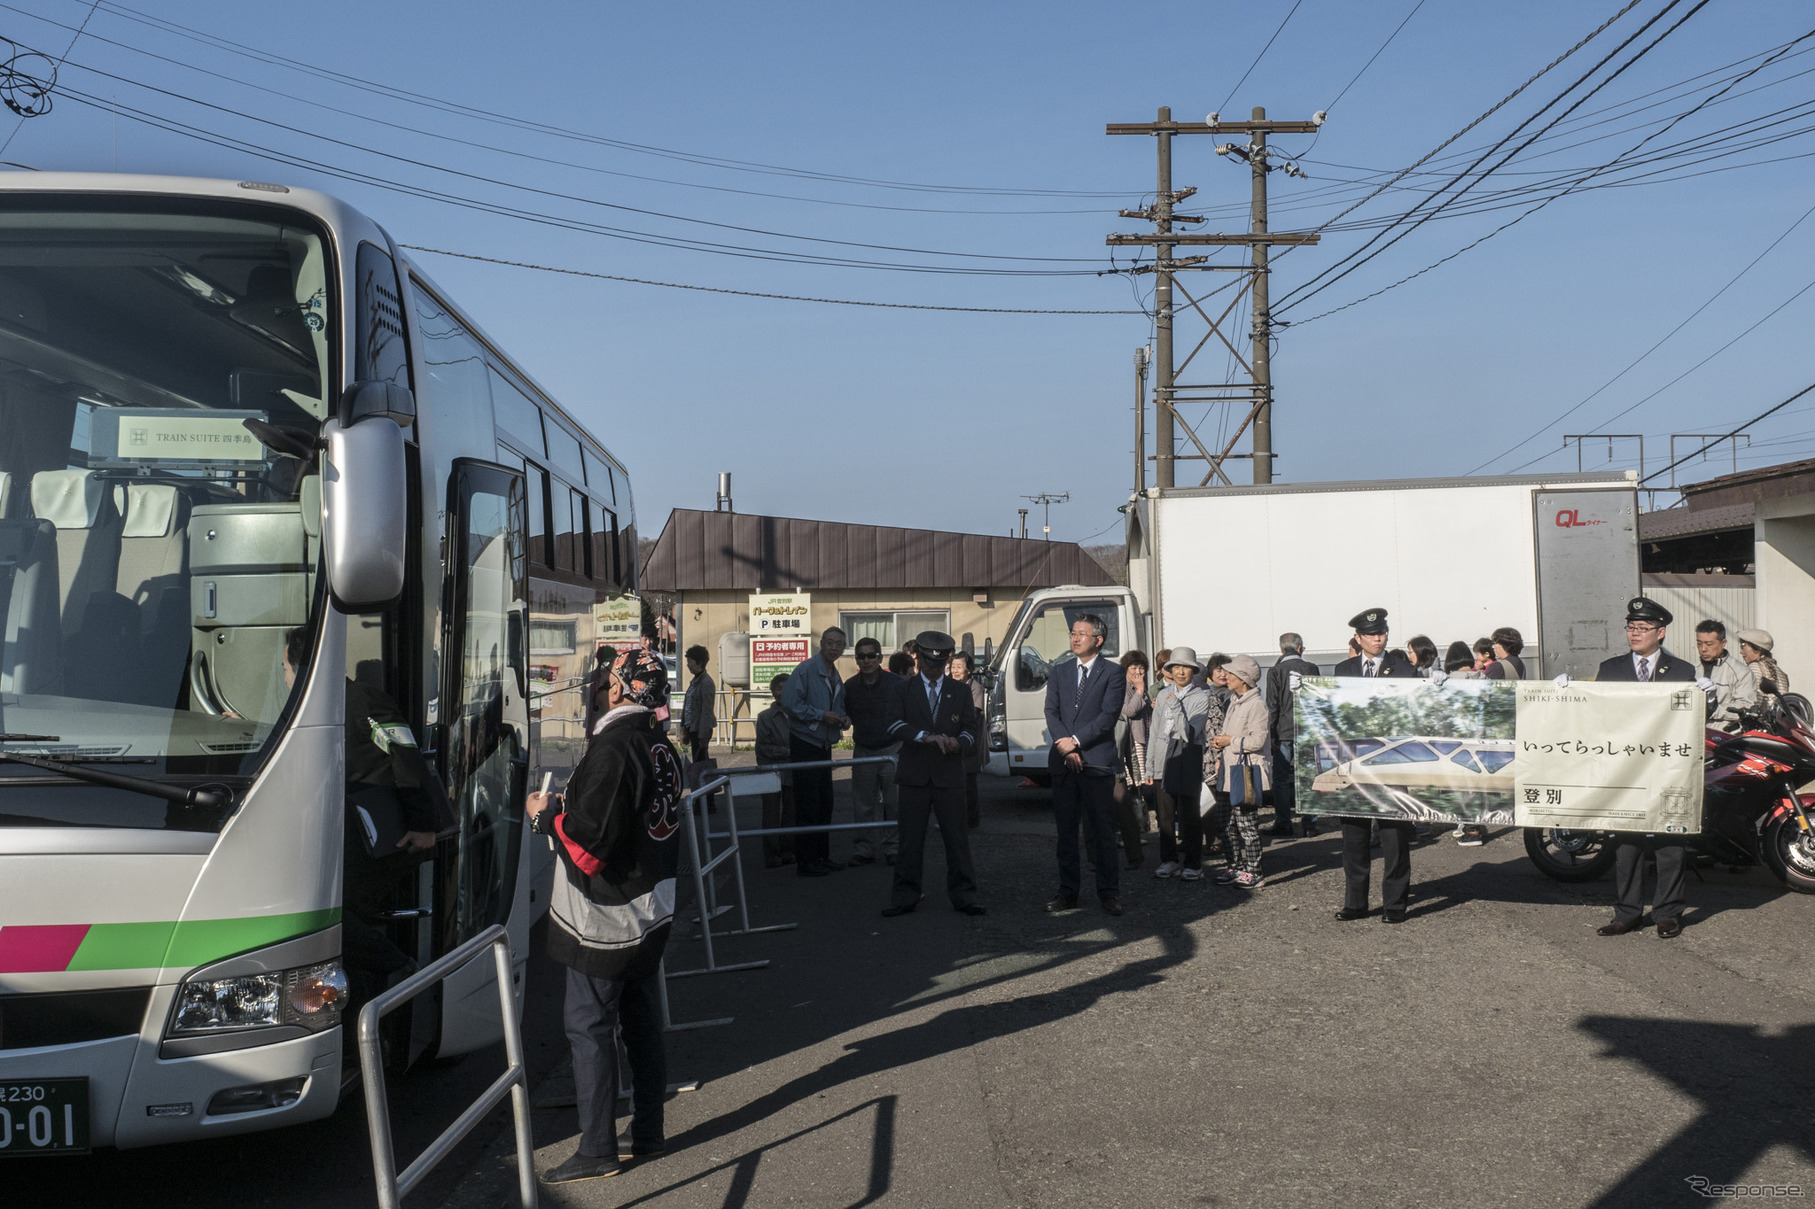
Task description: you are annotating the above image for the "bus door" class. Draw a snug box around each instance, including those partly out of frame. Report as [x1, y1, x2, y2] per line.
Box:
[434, 459, 530, 1055]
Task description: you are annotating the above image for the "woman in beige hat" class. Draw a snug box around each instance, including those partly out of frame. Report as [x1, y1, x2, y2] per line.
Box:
[1736, 629, 1790, 705]
[1210, 654, 1270, 889]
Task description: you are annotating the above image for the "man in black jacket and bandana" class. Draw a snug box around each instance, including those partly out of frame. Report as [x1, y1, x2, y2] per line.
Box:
[527, 646, 682, 1185]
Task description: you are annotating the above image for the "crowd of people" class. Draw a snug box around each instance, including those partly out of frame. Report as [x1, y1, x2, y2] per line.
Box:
[517, 598, 1791, 1184]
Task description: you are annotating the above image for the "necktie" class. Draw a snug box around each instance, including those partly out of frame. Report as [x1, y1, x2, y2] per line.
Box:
[1074, 663, 1088, 709]
[1638, 657, 1652, 682]
[927, 679, 939, 714]
[1365, 658, 1377, 678]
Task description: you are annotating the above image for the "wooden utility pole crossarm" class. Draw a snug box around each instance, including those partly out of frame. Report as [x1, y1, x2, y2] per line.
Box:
[1107, 120, 1319, 135]
[1106, 232, 1321, 246]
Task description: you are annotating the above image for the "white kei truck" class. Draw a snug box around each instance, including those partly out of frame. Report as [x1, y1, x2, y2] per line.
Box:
[984, 472, 1641, 780]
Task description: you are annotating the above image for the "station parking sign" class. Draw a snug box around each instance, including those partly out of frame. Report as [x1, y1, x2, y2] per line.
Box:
[750, 592, 811, 691]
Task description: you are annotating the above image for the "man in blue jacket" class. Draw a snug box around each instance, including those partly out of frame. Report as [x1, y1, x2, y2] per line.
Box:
[1044, 613, 1129, 915]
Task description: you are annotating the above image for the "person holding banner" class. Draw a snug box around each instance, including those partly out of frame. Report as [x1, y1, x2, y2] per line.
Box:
[1593, 596, 1695, 939]
[1333, 608, 1418, 923]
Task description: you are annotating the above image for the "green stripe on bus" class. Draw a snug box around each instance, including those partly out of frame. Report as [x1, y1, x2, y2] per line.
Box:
[66, 908, 342, 972]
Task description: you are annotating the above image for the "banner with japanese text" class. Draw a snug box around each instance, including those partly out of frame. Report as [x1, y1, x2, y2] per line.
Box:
[1512, 681, 1704, 834]
[1294, 677, 1705, 832]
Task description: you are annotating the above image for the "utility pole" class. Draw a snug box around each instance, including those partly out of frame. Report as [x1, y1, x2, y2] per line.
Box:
[1133, 345, 1150, 494]
[1249, 108, 1273, 483]
[1022, 493, 1068, 540]
[1108, 107, 1324, 487]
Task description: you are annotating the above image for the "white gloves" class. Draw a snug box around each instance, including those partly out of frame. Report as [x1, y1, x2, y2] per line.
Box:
[1288, 671, 1303, 691]
[1696, 677, 1715, 693]
[1554, 673, 1570, 687]
[1429, 669, 1449, 685]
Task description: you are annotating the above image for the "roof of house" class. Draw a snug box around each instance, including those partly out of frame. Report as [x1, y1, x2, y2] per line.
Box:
[1638, 501, 1755, 542]
[642, 508, 1117, 593]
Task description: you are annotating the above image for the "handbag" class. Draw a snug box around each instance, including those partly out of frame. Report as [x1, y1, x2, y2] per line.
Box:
[1160, 736, 1204, 797]
[347, 784, 409, 859]
[1227, 754, 1270, 811]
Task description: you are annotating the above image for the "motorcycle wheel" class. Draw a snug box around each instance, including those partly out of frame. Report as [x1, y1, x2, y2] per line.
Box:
[1523, 827, 1618, 882]
[1759, 816, 1815, 894]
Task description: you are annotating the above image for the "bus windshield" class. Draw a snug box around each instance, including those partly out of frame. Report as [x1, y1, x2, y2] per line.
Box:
[0, 199, 333, 829]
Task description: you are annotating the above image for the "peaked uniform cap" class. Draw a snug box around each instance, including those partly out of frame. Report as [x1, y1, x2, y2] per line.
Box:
[1348, 608, 1389, 635]
[1625, 596, 1673, 626]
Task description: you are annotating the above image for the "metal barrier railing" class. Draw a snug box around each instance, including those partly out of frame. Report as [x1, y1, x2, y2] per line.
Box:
[359, 924, 537, 1209]
[659, 756, 898, 1033]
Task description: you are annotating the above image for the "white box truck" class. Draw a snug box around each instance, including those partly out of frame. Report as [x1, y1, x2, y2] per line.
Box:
[985, 472, 1639, 779]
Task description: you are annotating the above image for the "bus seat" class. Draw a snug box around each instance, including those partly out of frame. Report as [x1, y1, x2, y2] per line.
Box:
[113, 484, 192, 710]
[64, 590, 141, 700]
[0, 518, 61, 696]
[0, 470, 12, 518]
[30, 468, 123, 637]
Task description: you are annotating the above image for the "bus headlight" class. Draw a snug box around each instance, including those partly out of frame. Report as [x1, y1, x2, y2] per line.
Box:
[173, 974, 283, 1032]
[170, 960, 349, 1036]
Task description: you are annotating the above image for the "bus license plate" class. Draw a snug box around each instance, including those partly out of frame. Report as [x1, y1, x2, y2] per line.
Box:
[0, 1080, 89, 1155]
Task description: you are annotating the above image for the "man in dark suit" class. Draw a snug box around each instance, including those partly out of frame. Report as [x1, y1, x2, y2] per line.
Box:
[882, 631, 985, 917]
[1332, 607, 1420, 924]
[1044, 613, 1130, 916]
[1593, 595, 1697, 940]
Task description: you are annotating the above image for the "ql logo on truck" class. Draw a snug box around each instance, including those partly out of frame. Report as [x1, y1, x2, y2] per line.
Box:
[1554, 509, 1605, 529]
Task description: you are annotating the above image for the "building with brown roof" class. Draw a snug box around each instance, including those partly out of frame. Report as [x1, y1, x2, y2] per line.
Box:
[643, 508, 1116, 742]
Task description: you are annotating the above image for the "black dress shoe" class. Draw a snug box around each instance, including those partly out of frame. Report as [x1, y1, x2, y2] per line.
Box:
[797, 862, 831, 878]
[1302, 821, 1321, 837]
[955, 903, 987, 916]
[1381, 909, 1406, 924]
[1334, 906, 1369, 921]
[1262, 823, 1296, 838]
[847, 853, 875, 866]
[1044, 894, 1079, 913]
[1101, 895, 1125, 917]
[880, 903, 916, 917]
[1597, 917, 1647, 936]
[1656, 917, 1683, 939]
[540, 1151, 622, 1184]
[616, 1132, 665, 1160]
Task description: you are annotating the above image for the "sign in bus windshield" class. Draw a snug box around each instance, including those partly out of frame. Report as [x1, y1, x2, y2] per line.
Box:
[90, 408, 269, 466]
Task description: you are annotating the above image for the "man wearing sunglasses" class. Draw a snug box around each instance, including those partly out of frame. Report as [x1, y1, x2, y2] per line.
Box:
[1593, 596, 1696, 940]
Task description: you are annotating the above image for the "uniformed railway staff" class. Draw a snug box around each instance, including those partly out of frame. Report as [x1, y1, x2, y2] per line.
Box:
[1331, 608, 1419, 924]
[1593, 596, 1696, 939]
[882, 631, 986, 917]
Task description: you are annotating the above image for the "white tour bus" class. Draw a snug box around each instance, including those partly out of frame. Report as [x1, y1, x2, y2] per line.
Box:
[0, 174, 639, 1151]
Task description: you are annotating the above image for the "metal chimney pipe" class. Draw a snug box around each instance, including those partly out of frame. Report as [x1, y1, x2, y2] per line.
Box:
[716, 472, 733, 513]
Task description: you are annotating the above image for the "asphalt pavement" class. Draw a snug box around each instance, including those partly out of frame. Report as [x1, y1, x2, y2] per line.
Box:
[442, 764, 1815, 1209]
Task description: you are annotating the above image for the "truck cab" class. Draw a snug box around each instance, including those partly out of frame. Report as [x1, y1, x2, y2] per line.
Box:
[985, 584, 1142, 783]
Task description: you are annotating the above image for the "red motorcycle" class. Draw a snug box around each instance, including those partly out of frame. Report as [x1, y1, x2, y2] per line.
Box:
[1524, 693, 1815, 894]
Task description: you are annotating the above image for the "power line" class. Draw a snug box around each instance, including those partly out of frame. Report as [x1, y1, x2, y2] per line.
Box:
[0, 0, 93, 154]
[65, 0, 1132, 199]
[1276, 0, 1708, 316]
[1639, 378, 1815, 485]
[1292, 23, 1813, 328]
[1501, 271, 1815, 475]
[401, 245, 1147, 314]
[1470, 195, 1815, 473]
[51, 55, 1102, 270]
[1326, 0, 1427, 112]
[1218, 0, 1304, 114]
[3, 0, 1118, 218]
[1264, 0, 1651, 274]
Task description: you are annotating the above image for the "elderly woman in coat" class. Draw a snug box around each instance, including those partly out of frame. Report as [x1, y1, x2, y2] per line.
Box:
[1210, 653, 1271, 889]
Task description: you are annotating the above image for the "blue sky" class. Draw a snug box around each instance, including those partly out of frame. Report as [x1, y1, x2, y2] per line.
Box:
[8, 0, 1815, 542]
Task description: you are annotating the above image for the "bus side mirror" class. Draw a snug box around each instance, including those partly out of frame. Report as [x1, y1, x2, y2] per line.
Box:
[983, 637, 993, 665]
[321, 416, 407, 612]
[339, 380, 416, 427]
